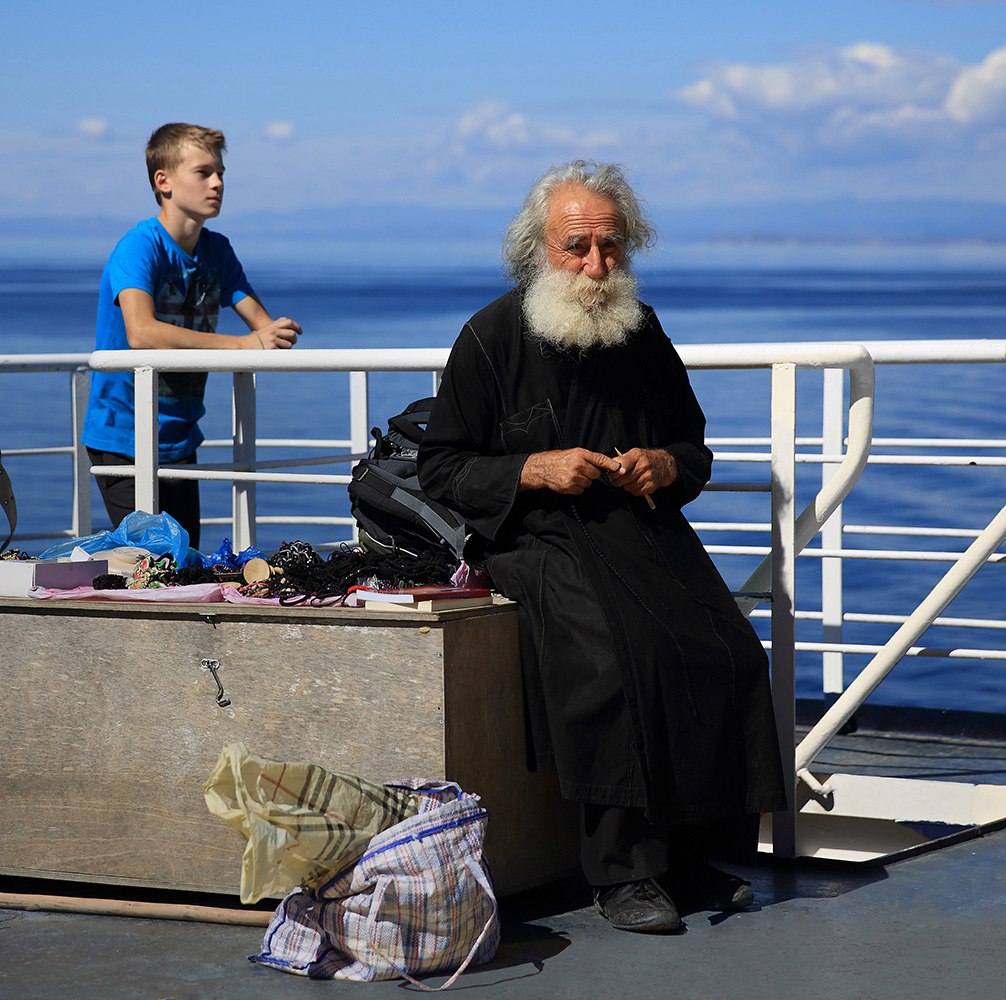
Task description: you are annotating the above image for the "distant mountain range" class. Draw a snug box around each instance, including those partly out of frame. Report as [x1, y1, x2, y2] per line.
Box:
[7, 198, 1006, 245]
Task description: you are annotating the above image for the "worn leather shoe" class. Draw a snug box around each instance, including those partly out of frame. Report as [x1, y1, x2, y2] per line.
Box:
[593, 877, 683, 933]
[665, 864, 754, 912]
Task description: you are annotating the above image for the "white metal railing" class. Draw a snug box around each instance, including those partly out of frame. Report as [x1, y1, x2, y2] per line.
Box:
[0, 353, 92, 540]
[87, 349, 450, 550]
[4, 339, 1005, 859]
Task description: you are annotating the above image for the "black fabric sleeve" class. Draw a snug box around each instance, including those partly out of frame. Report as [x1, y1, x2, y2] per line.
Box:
[647, 310, 713, 507]
[417, 325, 527, 542]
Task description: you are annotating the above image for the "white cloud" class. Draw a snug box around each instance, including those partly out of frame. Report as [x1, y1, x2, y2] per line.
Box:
[670, 41, 1006, 175]
[675, 43, 959, 122]
[944, 47, 1006, 124]
[451, 100, 618, 156]
[76, 117, 111, 139]
[646, 42, 1006, 204]
[263, 120, 295, 142]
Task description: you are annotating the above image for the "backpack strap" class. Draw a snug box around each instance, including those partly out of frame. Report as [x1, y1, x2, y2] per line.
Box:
[353, 464, 466, 559]
[386, 397, 436, 447]
[0, 449, 17, 554]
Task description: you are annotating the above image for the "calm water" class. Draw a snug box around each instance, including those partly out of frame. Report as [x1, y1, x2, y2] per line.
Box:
[1, 246, 1004, 713]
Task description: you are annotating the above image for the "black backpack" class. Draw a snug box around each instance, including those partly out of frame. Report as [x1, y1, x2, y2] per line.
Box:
[348, 398, 467, 559]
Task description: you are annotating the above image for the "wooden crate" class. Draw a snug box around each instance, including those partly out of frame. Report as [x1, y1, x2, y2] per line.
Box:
[0, 597, 579, 897]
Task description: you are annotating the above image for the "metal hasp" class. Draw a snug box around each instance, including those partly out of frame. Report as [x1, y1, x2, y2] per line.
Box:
[200, 658, 231, 708]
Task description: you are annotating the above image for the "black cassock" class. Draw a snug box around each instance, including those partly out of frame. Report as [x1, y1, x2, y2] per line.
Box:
[418, 290, 786, 826]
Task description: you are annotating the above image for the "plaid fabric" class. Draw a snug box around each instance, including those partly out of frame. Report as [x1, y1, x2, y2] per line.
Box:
[204, 743, 420, 904]
[251, 780, 500, 986]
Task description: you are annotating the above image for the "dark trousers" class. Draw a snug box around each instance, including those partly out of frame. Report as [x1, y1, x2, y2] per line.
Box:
[580, 803, 708, 887]
[87, 447, 201, 550]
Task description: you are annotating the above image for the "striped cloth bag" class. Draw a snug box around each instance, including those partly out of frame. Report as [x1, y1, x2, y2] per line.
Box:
[251, 779, 500, 989]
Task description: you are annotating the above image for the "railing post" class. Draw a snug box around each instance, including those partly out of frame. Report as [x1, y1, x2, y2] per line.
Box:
[821, 368, 845, 702]
[348, 371, 370, 545]
[70, 367, 92, 536]
[770, 362, 798, 858]
[134, 366, 159, 515]
[232, 371, 257, 551]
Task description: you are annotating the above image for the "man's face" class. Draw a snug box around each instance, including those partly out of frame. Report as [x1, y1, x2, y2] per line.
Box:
[155, 144, 225, 220]
[543, 184, 626, 279]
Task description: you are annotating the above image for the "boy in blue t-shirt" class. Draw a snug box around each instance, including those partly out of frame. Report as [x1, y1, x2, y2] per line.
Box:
[81, 123, 302, 548]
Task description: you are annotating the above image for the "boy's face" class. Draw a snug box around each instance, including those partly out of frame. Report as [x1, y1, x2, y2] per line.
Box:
[155, 144, 225, 221]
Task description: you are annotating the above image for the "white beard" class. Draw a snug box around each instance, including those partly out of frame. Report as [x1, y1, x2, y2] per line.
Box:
[523, 267, 644, 352]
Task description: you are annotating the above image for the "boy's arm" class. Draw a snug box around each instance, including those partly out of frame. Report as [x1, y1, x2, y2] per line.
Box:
[232, 294, 301, 349]
[119, 289, 300, 350]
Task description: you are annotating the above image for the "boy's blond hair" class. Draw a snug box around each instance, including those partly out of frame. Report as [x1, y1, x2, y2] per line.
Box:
[146, 123, 226, 205]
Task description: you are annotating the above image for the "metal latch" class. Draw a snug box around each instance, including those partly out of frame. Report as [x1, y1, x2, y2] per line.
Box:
[200, 658, 231, 707]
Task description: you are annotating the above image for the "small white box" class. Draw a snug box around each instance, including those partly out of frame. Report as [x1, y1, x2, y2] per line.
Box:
[0, 559, 108, 597]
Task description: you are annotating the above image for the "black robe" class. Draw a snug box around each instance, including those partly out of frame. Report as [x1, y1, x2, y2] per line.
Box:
[418, 290, 786, 826]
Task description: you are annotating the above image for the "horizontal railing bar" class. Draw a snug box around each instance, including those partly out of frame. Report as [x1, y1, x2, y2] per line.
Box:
[783, 641, 1006, 661]
[694, 522, 770, 532]
[682, 339, 1005, 368]
[846, 524, 986, 539]
[201, 515, 354, 527]
[705, 544, 1005, 563]
[870, 437, 1006, 449]
[0, 354, 90, 373]
[709, 436, 1006, 449]
[715, 452, 1006, 467]
[201, 438, 356, 450]
[91, 340, 939, 375]
[90, 465, 353, 486]
[90, 348, 453, 373]
[186, 454, 364, 473]
[748, 609, 1006, 630]
[843, 339, 1006, 364]
[694, 522, 989, 540]
[1, 446, 78, 458]
[703, 482, 771, 492]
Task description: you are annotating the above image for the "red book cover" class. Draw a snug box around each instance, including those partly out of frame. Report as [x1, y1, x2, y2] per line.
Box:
[359, 585, 492, 605]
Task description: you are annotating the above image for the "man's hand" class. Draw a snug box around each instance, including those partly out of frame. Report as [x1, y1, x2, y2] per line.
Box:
[519, 448, 623, 495]
[241, 317, 302, 350]
[608, 447, 677, 498]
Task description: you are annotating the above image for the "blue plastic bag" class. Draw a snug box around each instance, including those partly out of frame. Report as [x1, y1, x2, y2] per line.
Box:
[39, 510, 194, 566]
[200, 537, 267, 569]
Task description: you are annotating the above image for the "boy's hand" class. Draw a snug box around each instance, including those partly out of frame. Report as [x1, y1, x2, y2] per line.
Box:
[244, 317, 301, 350]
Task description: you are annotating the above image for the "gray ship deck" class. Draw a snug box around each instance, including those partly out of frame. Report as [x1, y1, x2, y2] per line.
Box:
[2, 715, 1004, 999]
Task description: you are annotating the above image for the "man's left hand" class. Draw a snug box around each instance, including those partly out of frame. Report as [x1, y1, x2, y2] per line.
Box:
[609, 448, 677, 499]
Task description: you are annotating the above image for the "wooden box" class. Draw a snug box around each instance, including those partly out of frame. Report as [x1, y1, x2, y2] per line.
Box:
[0, 597, 579, 897]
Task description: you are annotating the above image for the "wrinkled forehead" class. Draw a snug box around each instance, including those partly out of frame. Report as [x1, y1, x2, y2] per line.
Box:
[545, 184, 624, 240]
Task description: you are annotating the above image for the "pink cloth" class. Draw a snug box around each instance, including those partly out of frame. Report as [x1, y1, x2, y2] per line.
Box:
[27, 583, 348, 607]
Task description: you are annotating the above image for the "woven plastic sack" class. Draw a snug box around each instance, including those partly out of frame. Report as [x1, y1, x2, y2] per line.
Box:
[251, 779, 500, 989]
[203, 743, 420, 904]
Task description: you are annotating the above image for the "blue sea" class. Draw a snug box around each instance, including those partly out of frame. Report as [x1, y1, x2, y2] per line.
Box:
[1, 241, 1004, 715]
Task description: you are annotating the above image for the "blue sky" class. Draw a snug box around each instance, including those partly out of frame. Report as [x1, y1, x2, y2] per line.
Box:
[3, 0, 1006, 223]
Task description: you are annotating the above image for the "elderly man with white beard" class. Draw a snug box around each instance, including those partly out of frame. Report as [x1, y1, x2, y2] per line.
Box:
[417, 161, 786, 934]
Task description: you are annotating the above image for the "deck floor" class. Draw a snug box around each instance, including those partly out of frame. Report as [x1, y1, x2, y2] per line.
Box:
[806, 727, 1006, 786]
[2, 720, 1004, 999]
[1, 823, 1003, 1000]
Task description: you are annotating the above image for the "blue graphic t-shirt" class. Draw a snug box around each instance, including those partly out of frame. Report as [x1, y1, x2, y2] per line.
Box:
[81, 217, 255, 461]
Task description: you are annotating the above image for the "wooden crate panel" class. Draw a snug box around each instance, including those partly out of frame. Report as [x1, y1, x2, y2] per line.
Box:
[0, 600, 578, 896]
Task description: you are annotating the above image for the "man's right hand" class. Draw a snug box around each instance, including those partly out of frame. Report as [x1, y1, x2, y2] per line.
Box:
[519, 448, 623, 495]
